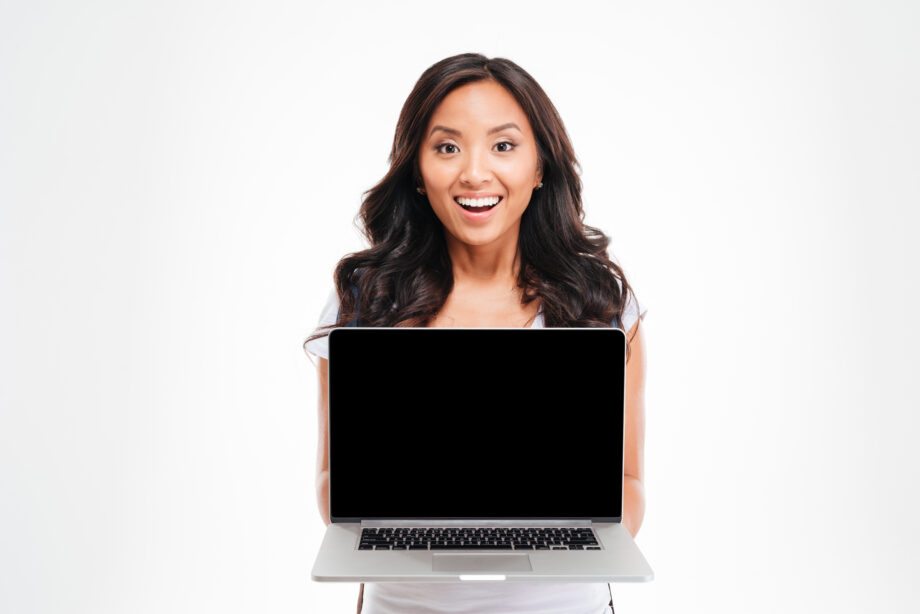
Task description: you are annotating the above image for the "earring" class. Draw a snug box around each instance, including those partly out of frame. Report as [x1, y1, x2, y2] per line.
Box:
[417, 187, 426, 195]
[535, 182, 543, 190]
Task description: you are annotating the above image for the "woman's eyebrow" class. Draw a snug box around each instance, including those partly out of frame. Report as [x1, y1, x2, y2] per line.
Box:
[429, 122, 523, 138]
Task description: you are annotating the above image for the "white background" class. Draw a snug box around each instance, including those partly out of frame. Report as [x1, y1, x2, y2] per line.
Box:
[2, 1, 918, 612]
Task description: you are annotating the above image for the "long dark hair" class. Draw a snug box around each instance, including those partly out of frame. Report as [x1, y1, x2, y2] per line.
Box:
[305, 53, 639, 351]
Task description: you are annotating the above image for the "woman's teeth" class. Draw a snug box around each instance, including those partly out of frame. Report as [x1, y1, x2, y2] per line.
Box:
[455, 196, 501, 210]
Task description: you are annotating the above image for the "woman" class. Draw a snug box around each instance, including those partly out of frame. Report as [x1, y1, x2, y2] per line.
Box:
[305, 53, 647, 614]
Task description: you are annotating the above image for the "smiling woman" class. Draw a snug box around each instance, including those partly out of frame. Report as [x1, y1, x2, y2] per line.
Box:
[303, 53, 647, 614]
[304, 53, 639, 334]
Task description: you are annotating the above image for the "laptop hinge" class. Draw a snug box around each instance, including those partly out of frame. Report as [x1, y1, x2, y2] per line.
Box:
[360, 519, 593, 527]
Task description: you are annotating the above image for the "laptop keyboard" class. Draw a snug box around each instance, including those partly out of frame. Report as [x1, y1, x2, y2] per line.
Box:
[358, 527, 601, 550]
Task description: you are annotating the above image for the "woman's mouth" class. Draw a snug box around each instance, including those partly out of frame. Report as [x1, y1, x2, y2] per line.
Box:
[454, 196, 502, 212]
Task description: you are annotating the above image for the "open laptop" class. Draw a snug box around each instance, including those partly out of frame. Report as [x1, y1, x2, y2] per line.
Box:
[311, 327, 653, 583]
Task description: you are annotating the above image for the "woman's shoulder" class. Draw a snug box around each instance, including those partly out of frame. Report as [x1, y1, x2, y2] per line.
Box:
[621, 288, 647, 332]
[303, 287, 341, 360]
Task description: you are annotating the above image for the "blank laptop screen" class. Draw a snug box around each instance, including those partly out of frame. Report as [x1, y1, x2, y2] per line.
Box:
[327, 328, 626, 522]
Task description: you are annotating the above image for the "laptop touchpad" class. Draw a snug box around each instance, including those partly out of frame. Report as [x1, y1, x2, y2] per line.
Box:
[432, 554, 532, 573]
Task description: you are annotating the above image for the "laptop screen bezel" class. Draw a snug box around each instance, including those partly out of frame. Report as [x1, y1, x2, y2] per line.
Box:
[326, 327, 627, 524]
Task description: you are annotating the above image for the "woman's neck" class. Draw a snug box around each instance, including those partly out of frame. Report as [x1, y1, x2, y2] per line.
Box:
[445, 230, 520, 289]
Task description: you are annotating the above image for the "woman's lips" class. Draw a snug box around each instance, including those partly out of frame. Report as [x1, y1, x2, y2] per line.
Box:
[454, 196, 502, 218]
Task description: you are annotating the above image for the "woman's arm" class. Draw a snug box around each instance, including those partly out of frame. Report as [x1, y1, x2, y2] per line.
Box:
[316, 357, 331, 526]
[623, 320, 647, 538]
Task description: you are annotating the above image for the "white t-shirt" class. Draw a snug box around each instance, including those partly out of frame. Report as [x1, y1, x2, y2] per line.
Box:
[304, 287, 646, 614]
[304, 287, 646, 361]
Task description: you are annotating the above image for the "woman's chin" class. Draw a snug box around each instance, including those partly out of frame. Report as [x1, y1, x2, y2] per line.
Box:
[444, 223, 519, 251]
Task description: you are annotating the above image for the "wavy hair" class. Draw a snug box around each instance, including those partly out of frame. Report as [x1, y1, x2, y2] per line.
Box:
[305, 53, 639, 353]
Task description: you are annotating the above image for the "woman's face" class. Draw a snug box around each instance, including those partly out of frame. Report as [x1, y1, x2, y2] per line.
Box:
[418, 80, 543, 249]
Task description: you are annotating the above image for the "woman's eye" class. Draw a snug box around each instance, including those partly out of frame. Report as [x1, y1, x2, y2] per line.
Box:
[495, 141, 515, 152]
[436, 143, 459, 154]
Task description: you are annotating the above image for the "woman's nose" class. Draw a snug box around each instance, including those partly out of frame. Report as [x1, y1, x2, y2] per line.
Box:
[460, 149, 492, 185]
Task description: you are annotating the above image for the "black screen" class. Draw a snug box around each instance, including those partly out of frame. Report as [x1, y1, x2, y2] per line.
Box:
[328, 328, 625, 521]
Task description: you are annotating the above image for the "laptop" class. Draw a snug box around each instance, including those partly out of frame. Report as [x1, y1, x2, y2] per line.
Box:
[311, 327, 654, 583]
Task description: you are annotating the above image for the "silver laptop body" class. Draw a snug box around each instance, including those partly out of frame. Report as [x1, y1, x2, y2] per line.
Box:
[312, 327, 653, 583]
